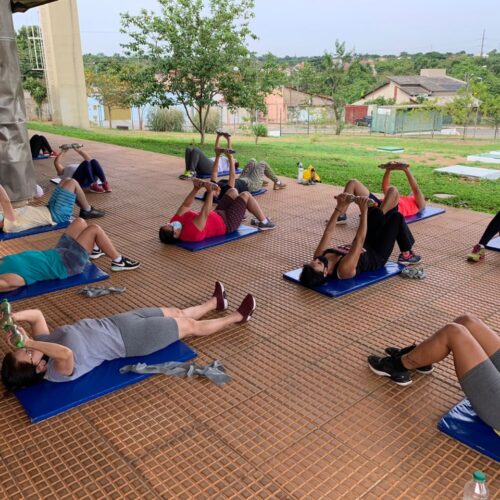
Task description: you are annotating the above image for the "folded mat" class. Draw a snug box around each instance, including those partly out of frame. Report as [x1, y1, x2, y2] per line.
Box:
[438, 399, 499, 462]
[0, 263, 108, 302]
[0, 220, 70, 241]
[175, 224, 259, 252]
[15, 340, 197, 423]
[283, 261, 404, 298]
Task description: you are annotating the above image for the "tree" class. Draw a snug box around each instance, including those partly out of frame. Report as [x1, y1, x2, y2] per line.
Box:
[23, 77, 47, 120]
[121, 0, 283, 144]
[16, 25, 43, 81]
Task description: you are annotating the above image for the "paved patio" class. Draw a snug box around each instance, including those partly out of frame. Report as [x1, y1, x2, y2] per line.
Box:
[0, 132, 499, 498]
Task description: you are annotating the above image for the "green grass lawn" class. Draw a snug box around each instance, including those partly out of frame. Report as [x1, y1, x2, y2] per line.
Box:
[29, 122, 500, 213]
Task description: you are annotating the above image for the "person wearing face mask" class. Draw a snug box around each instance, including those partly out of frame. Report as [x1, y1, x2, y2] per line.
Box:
[299, 188, 421, 288]
[159, 149, 275, 244]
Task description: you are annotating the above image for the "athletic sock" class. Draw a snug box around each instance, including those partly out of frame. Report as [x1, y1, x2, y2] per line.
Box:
[261, 218, 269, 224]
[112, 255, 123, 263]
[93, 244, 100, 251]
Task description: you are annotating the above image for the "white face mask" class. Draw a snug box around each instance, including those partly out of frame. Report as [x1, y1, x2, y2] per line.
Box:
[171, 221, 182, 233]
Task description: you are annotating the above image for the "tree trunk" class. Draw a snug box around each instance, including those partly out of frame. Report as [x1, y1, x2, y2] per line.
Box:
[108, 105, 113, 129]
[138, 107, 143, 131]
[198, 107, 204, 144]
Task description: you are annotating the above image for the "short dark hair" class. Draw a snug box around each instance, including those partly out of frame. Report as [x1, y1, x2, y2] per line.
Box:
[1, 353, 45, 391]
[299, 264, 328, 288]
[159, 226, 176, 244]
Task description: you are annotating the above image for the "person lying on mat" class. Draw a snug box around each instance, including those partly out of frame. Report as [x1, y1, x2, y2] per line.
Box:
[0, 282, 256, 389]
[467, 211, 500, 262]
[299, 191, 421, 288]
[54, 144, 111, 193]
[0, 180, 104, 234]
[367, 314, 500, 434]
[0, 218, 139, 293]
[160, 150, 275, 243]
[29, 134, 58, 159]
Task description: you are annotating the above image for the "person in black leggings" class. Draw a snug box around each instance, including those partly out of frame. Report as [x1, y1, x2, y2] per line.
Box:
[29, 134, 56, 158]
[299, 189, 421, 288]
[467, 211, 500, 262]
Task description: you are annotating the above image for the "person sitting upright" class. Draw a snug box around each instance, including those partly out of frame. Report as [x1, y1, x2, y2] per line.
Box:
[160, 149, 275, 244]
[0, 180, 104, 233]
[0, 218, 140, 293]
[54, 144, 111, 193]
[299, 189, 421, 288]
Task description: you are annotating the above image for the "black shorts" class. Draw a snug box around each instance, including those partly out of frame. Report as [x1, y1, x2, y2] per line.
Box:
[215, 194, 247, 233]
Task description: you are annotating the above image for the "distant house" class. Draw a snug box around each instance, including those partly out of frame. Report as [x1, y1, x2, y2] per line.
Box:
[354, 69, 466, 106]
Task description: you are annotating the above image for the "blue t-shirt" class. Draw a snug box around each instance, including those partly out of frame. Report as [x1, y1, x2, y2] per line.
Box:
[0, 250, 68, 285]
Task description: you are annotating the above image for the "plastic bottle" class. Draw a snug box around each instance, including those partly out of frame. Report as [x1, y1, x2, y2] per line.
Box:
[1, 299, 25, 349]
[463, 471, 489, 500]
[297, 162, 304, 183]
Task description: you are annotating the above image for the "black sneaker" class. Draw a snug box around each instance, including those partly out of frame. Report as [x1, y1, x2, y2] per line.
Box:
[336, 214, 347, 225]
[111, 256, 140, 272]
[385, 345, 434, 374]
[80, 206, 105, 219]
[367, 355, 412, 386]
[89, 248, 105, 260]
[257, 219, 275, 230]
[398, 251, 422, 266]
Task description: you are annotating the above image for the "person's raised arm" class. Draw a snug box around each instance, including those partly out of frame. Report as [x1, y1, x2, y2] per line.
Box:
[74, 147, 92, 162]
[337, 197, 369, 279]
[227, 148, 236, 188]
[12, 309, 49, 337]
[0, 185, 15, 222]
[192, 183, 219, 231]
[175, 179, 204, 216]
[380, 163, 393, 195]
[53, 149, 67, 176]
[313, 193, 352, 258]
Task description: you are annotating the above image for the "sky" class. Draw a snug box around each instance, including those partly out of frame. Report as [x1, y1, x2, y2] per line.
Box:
[13, 0, 500, 57]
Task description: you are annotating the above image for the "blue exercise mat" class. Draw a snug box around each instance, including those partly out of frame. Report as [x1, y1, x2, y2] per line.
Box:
[283, 261, 404, 298]
[15, 340, 197, 423]
[175, 224, 259, 252]
[195, 188, 267, 202]
[0, 263, 109, 302]
[197, 168, 242, 179]
[486, 236, 500, 252]
[0, 220, 70, 241]
[438, 399, 499, 462]
[405, 206, 445, 224]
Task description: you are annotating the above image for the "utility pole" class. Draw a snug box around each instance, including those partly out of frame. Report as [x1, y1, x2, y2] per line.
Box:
[480, 29, 485, 57]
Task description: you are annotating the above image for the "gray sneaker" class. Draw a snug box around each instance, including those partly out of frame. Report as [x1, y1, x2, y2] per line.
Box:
[257, 219, 275, 230]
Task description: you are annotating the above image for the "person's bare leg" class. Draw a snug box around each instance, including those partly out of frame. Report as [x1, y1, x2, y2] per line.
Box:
[63, 217, 88, 239]
[75, 224, 120, 259]
[0, 185, 15, 221]
[379, 186, 400, 214]
[239, 191, 266, 221]
[401, 322, 490, 379]
[176, 311, 242, 339]
[343, 179, 370, 197]
[224, 187, 238, 200]
[453, 314, 500, 356]
[59, 178, 92, 211]
[161, 297, 217, 320]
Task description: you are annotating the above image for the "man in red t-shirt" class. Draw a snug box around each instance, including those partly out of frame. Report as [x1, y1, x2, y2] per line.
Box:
[159, 149, 275, 244]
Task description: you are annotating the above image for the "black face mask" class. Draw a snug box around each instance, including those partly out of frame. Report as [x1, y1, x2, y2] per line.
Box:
[316, 255, 329, 268]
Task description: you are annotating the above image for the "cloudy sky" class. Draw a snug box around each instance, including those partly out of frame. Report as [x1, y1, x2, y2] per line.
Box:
[13, 0, 500, 57]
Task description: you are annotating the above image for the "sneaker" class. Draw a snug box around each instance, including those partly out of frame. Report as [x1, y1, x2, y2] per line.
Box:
[256, 219, 275, 231]
[111, 256, 140, 272]
[179, 170, 194, 180]
[213, 281, 228, 311]
[89, 182, 105, 193]
[273, 181, 287, 190]
[384, 345, 433, 374]
[89, 248, 105, 260]
[398, 251, 422, 266]
[467, 244, 486, 263]
[49, 151, 59, 158]
[79, 206, 105, 219]
[367, 355, 412, 386]
[336, 213, 348, 225]
[102, 181, 112, 193]
[237, 294, 256, 323]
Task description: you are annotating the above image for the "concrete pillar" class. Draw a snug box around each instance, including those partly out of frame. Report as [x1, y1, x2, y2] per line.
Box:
[39, 0, 89, 129]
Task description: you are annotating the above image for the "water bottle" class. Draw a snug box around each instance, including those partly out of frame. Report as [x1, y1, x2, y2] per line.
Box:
[463, 471, 489, 500]
[1, 299, 26, 349]
[297, 162, 304, 183]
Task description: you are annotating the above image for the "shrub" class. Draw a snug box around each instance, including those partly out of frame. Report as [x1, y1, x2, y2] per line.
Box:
[251, 123, 268, 144]
[147, 107, 184, 132]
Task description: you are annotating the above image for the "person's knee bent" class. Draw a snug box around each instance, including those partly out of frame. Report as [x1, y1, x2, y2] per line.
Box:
[386, 186, 400, 198]
[345, 179, 360, 190]
[445, 322, 474, 346]
[454, 314, 480, 329]
[226, 187, 238, 199]
[60, 177, 78, 191]
[238, 191, 250, 203]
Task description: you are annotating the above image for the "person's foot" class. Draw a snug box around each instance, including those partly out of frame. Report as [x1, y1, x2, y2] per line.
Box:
[336, 213, 348, 225]
[367, 355, 412, 386]
[398, 251, 422, 266]
[467, 244, 486, 263]
[179, 170, 195, 180]
[255, 219, 275, 230]
[273, 181, 287, 190]
[384, 345, 433, 374]
[236, 294, 256, 323]
[49, 151, 58, 158]
[79, 206, 105, 219]
[89, 182, 105, 193]
[213, 281, 228, 311]
[111, 256, 140, 272]
[89, 248, 105, 260]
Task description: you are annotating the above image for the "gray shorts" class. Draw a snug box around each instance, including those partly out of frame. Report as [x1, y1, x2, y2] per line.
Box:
[108, 307, 179, 357]
[55, 233, 89, 277]
[459, 349, 500, 429]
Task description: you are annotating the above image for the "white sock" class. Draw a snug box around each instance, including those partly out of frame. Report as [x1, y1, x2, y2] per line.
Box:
[112, 255, 122, 263]
[93, 244, 100, 252]
[261, 218, 269, 224]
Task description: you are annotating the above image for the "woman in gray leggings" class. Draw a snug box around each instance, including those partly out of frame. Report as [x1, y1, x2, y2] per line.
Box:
[1, 282, 256, 389]
[367, 314, 500, 433]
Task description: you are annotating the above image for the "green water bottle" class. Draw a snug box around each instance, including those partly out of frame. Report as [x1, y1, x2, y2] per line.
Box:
[1, 299, 26, 348]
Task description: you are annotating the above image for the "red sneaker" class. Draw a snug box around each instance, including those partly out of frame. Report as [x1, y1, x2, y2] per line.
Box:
[212, 281, 228, 311]
[237, 294, 256, 323]
[49, 151, 59, 158]
[89, 182, 105, 193]
[102, 181, 112, 193]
